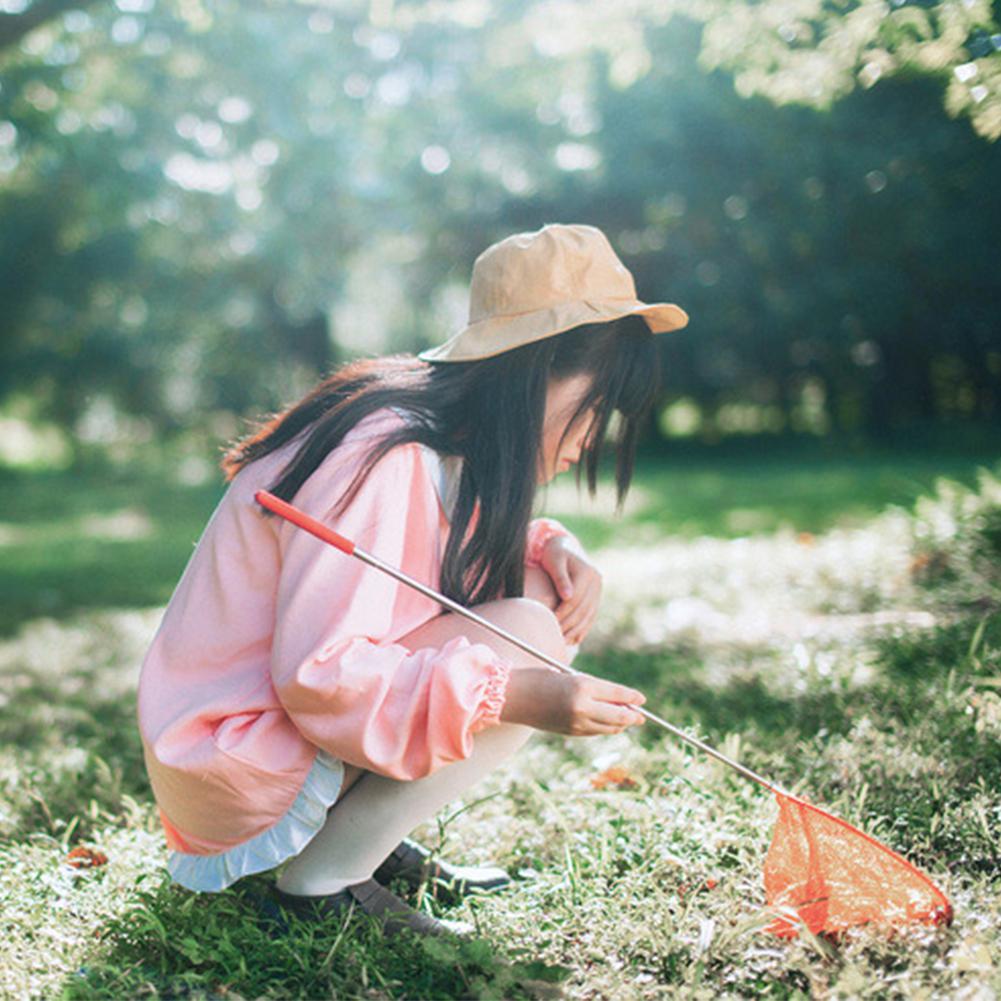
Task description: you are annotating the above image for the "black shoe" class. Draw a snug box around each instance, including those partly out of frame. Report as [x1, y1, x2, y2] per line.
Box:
[373, 839, 511, 902]
[272, 878, 472, 938]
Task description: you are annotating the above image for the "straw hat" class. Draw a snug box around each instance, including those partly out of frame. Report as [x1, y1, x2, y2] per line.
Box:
[418, 223, 689, 362]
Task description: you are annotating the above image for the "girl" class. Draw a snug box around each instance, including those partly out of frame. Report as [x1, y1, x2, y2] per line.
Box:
[137, 223, 689, 938]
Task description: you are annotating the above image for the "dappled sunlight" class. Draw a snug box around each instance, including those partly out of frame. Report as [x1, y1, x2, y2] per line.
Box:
[0, 608, 160, 707]
[585, 510, 933, 655]
[538, 475, 653, 520]
[79, 507, 154, 542]
[0, 822, 166, 1000]
[0, 416, 72, 469]
[0, 607, 167, 996]
[1, 486, 998, 995]
[0, 507, 154, 546]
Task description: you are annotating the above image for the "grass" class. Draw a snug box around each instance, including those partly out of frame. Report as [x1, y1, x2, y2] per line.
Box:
[0, 442, 1000, 998]
[0, 438, 996, 633]
[546, 437, 1001, 548]
[0, 459, 225, 636]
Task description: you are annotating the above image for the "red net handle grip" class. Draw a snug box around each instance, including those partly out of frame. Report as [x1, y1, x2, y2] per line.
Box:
[255, 489, 356, 556]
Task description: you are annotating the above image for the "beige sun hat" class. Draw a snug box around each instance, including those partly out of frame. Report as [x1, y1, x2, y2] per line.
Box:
[418, 223, 689, 362]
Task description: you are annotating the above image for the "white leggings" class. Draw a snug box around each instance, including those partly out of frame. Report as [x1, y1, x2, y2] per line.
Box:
[274, 721, 534, 895]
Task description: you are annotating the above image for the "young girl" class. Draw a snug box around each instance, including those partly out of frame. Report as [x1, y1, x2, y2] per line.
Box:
[137, 222, 689, 937]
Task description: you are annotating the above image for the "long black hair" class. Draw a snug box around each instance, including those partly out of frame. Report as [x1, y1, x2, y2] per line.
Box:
[221, 314, 660, 607]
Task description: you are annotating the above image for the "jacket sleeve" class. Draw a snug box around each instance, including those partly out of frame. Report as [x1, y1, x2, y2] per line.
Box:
[525, 517, 577, 567]
[269, 439, 511, 781]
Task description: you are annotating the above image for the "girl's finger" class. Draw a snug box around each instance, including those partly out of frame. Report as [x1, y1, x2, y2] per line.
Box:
[548, 564, 574, 603]
[555, 597, 580, 625]
[566, 608, 595, 645]
[565, 607, 597, 644]
[561, 589, 597, 635]
[580, 722, 629, 736]
[567, 608, 596, 645]
[560, 602, 587, 633]
[576, 595, 599, 630]
[577, 713, 629, 735]
[585, 702, 645, 729]
[583, 675, 646, 707]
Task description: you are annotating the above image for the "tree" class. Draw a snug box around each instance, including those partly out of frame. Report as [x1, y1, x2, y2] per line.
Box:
[696, 0, 1001, 141]
[0, 0, 107, 54]
[1, 0, 998, 449]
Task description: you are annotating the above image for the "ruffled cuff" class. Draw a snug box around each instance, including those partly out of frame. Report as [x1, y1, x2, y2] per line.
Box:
[525, 517, 571, 567]
[471, 652, 512, 733]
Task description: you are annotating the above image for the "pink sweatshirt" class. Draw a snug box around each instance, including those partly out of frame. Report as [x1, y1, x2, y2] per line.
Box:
[137, 408, 570, 855]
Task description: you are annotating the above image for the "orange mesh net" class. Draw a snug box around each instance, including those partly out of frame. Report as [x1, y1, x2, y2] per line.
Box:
[763, 791, 953, 937]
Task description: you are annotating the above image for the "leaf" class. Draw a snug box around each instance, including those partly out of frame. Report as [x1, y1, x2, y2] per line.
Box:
[65, 846, 108, 869]
[420, 936, 461, 964]
[590, 766, 639, 790]
[179, 937, 205, 964]
[515, 960, 573, 983]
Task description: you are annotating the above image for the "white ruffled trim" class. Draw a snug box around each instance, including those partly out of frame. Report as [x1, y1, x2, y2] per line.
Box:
[167, 750, 345, 893]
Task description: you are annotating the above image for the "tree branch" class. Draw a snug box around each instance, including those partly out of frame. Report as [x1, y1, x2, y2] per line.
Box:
[0, 0, 108, 54]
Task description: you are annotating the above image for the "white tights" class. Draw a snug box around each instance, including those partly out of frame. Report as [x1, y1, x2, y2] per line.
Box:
[274, 721, 533, 896]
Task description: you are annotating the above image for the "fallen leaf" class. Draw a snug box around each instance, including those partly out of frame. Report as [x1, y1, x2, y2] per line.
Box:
[66, 846, 108, 869]
[590, 766, 638, 790]
[909, 550, 950, 582]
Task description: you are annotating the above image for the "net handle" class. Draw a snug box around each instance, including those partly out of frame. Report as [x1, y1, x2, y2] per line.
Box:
[255, 489, 781, 793]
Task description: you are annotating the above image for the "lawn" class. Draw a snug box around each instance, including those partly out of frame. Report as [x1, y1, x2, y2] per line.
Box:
[0, 441, 999, 998]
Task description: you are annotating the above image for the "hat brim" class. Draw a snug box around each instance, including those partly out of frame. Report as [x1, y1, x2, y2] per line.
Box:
[417, 299, 689, 362]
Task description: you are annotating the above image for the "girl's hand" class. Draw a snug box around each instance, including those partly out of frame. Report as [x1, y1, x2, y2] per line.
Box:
[539, 536, 602, 646]
[500, 668, 646, 736]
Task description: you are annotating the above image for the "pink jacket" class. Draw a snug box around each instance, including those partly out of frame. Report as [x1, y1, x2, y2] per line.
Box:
[137, 408, 570, 855]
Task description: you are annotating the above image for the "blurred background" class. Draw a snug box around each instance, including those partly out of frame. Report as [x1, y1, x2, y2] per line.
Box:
[6, 7, 1001, 993]
[1, 0, 1000, 626]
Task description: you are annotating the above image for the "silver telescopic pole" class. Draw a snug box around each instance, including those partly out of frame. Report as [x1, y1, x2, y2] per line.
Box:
[357, 546, 778, 791]
[256, 490, 780, 795]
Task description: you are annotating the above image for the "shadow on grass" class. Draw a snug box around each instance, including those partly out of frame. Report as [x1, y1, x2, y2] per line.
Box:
[875, 615, 1001, 682]
[581, 630, 1001, 874]
[580, 647, 854, 745]
[64, 875, 567, 1000]
[0, 672, 149, 842]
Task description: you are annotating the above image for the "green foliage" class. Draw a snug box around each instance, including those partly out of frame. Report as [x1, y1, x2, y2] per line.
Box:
[697, 0, 1001, 140]
[0, 0, 999, 452]
[61, 874, 570, 999]
[907, 468, 1001, 613]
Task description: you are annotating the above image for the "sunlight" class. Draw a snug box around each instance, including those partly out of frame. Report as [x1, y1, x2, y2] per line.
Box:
[79, 509, 154, 542]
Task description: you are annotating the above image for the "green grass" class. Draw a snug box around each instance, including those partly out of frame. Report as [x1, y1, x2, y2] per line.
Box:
[0, 461, 226, 636]
[1, 441, 997, 634]
[1, 444, 1000, 998]
[546, 443, 1001, 549]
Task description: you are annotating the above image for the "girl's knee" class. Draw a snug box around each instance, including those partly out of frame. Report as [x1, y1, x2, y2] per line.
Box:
[399, 595, 571, 670]
[523, 565, 560, 611]
[484, 597, 568, 664]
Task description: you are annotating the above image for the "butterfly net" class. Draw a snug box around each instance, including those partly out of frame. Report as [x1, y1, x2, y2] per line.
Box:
[763, 791, 952, 937]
